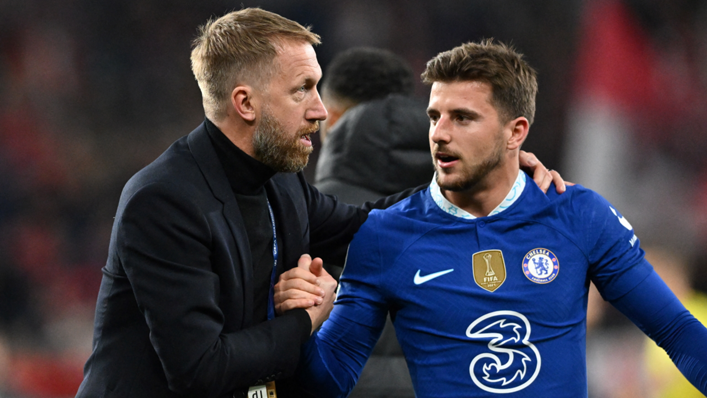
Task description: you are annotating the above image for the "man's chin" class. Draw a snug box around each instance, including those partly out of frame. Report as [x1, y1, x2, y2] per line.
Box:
[436, 173, 476, 192]
[275, 153, 310, 173]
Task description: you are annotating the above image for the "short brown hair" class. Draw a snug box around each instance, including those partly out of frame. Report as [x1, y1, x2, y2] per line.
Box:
[191, 8, 321, 120]
[421, 39, 537, 125]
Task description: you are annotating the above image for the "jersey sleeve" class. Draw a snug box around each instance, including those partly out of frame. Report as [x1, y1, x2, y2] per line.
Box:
[574, 189, 707, 392]
[575, 189, 652, 301]
[610, 270, 707, 393]
[297, 212, 390, 397]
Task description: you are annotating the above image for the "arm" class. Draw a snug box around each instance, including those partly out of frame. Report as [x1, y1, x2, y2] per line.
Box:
[119, 182, 311, 395]
[289, 215, 390, 397]
[297, 306, 387, 398]
[580, 191, 707, 392]
[610, 269, 707, 393]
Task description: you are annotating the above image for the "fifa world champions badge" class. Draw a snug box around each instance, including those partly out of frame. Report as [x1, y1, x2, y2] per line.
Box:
[522, 248, 559, 284]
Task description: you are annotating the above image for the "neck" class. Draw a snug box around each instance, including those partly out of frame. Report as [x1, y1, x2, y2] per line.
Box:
[211, 116, 256, 158]
[441, 163, 520, 218]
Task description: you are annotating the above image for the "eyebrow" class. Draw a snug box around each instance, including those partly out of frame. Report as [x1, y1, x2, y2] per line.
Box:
[426, 107, 481, 119]
[450, 108, 481, 119]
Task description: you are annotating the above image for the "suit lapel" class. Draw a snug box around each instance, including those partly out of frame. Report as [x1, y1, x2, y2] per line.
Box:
[265, 178, 304, 276]
[187, 123, 254, 326]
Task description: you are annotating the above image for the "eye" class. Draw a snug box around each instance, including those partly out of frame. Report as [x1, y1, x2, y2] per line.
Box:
[428, 114, 439, 124]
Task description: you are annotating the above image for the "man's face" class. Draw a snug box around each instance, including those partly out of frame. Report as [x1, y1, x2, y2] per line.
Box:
[427, 80, 509, 192]
[255, 40, 327, 172]
[253, 105, 319, 172]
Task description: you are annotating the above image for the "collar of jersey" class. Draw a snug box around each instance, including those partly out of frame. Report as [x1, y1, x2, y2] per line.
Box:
[429, 170, 526, 219]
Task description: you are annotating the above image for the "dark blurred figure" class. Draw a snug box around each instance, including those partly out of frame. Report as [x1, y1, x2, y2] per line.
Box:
[314, 47, 432, 398]
[316, 47, 432, 206]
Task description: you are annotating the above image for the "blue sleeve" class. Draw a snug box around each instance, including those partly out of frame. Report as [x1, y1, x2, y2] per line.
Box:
[611, 269, 707, 393]
[573, 189, 652, 300]
[297, 214, 390, 397]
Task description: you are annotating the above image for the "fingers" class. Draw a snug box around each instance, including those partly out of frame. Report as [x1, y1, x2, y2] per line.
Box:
[274, 254, 331, 315]
[275, 296, 320, 314]
[549, 169, 566, 193]
[298, 253, 314, 270]
[519, 150, 551, 192]
[309, 257, 324, 277]
[273, 278, 324, 314]
[518, 150, 538, 168]
[305, 276, 337, 334]
[533, 166, 552, 193]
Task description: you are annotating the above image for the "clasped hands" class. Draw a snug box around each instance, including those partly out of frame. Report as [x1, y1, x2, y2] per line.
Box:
[274, 254, 337, 335]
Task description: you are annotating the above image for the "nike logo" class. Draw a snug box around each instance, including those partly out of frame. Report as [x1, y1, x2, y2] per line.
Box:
[414, 268, 455, 285]
[609, 207, 633, 231]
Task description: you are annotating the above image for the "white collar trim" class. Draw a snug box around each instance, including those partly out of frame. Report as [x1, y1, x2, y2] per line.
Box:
[430, 170, 526, 219]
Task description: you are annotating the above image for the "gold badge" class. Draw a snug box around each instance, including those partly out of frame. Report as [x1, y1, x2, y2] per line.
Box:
[473, 250, 506, 292]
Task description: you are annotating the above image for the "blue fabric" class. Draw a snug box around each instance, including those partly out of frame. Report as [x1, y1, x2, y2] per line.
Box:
[611, 271, 707, 392]
[298, 182, 707, 397]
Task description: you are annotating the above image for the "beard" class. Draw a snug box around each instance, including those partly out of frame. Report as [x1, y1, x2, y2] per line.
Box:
[433, 131, 506, 192]
[252, 108, 318, 173]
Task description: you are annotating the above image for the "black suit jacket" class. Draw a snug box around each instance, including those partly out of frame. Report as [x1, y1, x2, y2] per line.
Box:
[76, 122, 373, 397]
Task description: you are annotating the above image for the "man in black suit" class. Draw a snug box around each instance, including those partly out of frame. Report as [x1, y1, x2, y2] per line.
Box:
[76, 8, 348, 398]
[76, 8, 561, 398]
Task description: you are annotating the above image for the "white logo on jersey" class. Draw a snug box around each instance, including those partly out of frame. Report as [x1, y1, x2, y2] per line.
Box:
[413, 269, 454, 285]
[466, 311, 541, 394]
[610, 207, 633, 230]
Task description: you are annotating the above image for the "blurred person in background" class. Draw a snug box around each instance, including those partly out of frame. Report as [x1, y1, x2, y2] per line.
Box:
[314, 46, 431, 398]
[315, 47, 432, 270]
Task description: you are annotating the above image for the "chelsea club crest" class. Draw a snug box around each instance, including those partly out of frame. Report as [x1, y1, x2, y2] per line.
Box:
[522, 248, 559, 284]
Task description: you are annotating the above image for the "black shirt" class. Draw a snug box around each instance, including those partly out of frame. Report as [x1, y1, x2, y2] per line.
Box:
[205, 118, 276, 323]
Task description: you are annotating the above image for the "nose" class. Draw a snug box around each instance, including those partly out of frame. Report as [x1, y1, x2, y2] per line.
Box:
[430, 116, 451, 144]
[307, 89, 328, 122]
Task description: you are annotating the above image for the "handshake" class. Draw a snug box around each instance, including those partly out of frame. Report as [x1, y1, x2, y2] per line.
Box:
[274, 254, 337, 334]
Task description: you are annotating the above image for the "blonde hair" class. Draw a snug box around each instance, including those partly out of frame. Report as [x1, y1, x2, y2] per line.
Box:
[421, 39, 537, 125]
[191, 8, 321, 120]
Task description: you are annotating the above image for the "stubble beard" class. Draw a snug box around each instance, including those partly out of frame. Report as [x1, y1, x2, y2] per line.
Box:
[434, 132, 506, 192]
[252, 108, 318, 173]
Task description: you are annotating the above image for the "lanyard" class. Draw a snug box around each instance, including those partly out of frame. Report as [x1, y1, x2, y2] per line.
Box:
[266, 199, 278, 321]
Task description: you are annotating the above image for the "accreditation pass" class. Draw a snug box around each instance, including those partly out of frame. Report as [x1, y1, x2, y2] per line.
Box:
[247, 381, 276, 398]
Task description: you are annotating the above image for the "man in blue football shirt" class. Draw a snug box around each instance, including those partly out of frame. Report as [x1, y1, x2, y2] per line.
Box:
[275, 39, 707, 397]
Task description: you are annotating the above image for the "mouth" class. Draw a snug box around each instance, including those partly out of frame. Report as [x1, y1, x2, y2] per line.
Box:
[300, 133, 312, 146]
[435, 151, 460, 168]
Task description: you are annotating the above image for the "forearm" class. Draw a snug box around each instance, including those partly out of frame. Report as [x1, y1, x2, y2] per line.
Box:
[610, 270, 707, 393]
[297, 311, 384, 397]
[186, 309, 312, 394]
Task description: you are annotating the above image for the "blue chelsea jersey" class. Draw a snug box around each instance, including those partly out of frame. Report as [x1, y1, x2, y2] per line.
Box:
[306, 176, 652, 397]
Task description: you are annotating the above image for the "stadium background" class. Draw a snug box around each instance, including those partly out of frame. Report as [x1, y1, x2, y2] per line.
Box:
[0, 0, 706, 396]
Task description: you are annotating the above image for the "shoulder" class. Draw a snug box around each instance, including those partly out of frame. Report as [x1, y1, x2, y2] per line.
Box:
[358, 189, 441, 244]
[118, 136, 214, 215]
[542, 184, 616, 222]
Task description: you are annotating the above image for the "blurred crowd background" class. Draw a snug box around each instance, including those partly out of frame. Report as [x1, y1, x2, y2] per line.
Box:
[0, 0, 706, 396]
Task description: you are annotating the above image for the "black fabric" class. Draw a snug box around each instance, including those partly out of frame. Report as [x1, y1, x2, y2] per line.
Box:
[315, 94, 433, 205]
[206, 119, 274, 323]
[75, 120, 384, 398]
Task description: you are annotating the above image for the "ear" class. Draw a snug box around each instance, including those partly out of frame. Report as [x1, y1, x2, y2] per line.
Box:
[506, 117, 529, 150]
[325, 104, 345, 130]
[231, 85, 257, 122]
